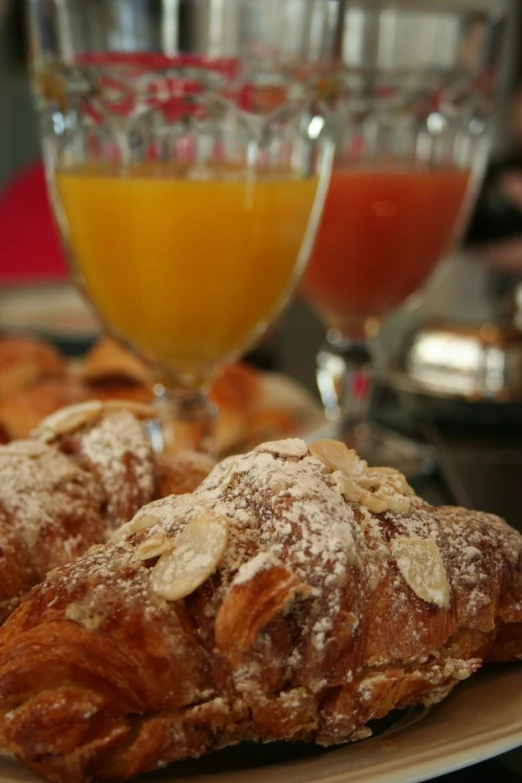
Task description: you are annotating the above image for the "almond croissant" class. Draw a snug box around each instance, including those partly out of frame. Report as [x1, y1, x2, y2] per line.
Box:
[0, 439, 520, 783]
[0, 401, 213, 623]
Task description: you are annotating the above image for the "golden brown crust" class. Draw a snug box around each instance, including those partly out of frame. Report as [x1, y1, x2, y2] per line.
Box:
[210, 363, 262, 455]
[0, 335, 324, 461]
[0, 336, 67, 401]
[215, 557, 311, 665]
[79, 337, 152, 388]
[80, 338, 155, 405]
[0, 402, 213, 627]
[0, 378, 91, 440]
[32, 402, 157, 529]
[0, 439, 519, 782]
[153, 451, 216, 498]
[0, 440, 107, 624]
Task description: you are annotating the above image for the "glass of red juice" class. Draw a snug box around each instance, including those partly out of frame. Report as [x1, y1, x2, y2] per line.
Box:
[301, 0, 509, 474]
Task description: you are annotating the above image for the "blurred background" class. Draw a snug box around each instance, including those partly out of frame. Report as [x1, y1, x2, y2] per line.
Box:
[0, 0, 39, 189]
[2, 0, 522, 371]
[2, 0, 522, 520]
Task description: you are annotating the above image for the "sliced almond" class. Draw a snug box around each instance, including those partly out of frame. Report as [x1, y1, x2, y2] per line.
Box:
[356, 486, 391, 515]
[337, 474, 391, 514]
[150, 512, 229, 601]
[34, 400, 103, 441]
[364, 467, 414, 515]
[361, 467, 415, 498]
[335, 462, 413, 516]
[309, 439, 362, 476]
[136, 530, 174, 560]
[5, 440, 49, 459]
[391, 536, 451, 609]
[377, 493, 411, 516]
[110, 513, 161, 543]
[337, 473, 364, 504]
[103, 400, 156, 420]
[361, 485, 411, 516]
[258, 439, 309, 458]
[33, 400, 156, 445]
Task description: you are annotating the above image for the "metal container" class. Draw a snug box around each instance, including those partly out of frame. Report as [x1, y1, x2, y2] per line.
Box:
[393, 319, 522, 402]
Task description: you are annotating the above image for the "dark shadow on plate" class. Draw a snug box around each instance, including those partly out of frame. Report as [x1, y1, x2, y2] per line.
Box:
[139, 704, 429, 780]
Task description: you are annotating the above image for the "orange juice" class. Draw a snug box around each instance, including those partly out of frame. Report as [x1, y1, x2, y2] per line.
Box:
[56, 165, 318, 379]
[301, 168, 471, 333]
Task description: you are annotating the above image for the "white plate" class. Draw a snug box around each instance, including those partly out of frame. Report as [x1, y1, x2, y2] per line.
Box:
[0, 666, 520, 783]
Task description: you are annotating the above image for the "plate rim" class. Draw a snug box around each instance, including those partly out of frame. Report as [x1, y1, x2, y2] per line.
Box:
[0, 668, 521, 783]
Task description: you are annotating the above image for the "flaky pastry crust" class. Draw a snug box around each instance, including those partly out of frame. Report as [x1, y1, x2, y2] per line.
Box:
[0, 439, 519, 782]
[0, 402, 212, 624]
[0, 335, 67, 401]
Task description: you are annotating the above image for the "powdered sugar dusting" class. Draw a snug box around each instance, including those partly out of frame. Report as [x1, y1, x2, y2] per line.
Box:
[0, 439, 108, 621]
[0, 400, 173, 622]
[50, 438, 522, 666]
[52, 439, 362, 669]
[0, 441, 104, 551]
[34, 408, 156, 528]
[80, 410, 154, 523]
[113, 439, 362, 674]
[257, 439, 310, 458]
[29, 436, 522, 760]
[234, 551, 281, 585]
[437, 505, 522, 624]
[34, 401, 103, 441]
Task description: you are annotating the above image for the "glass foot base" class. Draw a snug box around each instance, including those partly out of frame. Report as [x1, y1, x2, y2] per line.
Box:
[306, 421, 437, 479]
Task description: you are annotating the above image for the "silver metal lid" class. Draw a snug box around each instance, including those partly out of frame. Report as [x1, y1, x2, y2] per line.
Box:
[392, 320, 522, 403]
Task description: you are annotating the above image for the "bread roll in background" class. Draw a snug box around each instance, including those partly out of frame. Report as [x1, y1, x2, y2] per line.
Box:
[0, 333, 326, 456]
[0, 400, 215, 625]
[0, 377, 90, 440]
[0, 335, 67, 401]
[78, 337, 154, 403]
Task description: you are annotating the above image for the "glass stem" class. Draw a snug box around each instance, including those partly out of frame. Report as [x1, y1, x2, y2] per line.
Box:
[153, 383, 218, 456]
[316, 328, 382, 430]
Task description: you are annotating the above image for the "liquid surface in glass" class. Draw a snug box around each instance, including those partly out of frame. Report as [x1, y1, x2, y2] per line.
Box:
[56, 163, 318, 377]
[301, 167, 471, 332]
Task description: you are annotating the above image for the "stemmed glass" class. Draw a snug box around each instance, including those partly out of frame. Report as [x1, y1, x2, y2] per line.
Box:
[301, 0, 510, 473]
[28, 0, 335, 455]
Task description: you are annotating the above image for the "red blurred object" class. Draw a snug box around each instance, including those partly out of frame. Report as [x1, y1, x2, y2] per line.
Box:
[0, 161, 68, 284]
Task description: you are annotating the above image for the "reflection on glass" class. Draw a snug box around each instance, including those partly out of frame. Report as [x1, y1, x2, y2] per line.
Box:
[29, 0, 335, 454]
[300, 0, 509, 474]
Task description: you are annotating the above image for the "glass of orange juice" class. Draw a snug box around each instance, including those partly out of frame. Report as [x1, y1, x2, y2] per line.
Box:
[28, 0, 334, 454]
[301, 0, 509, 474]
